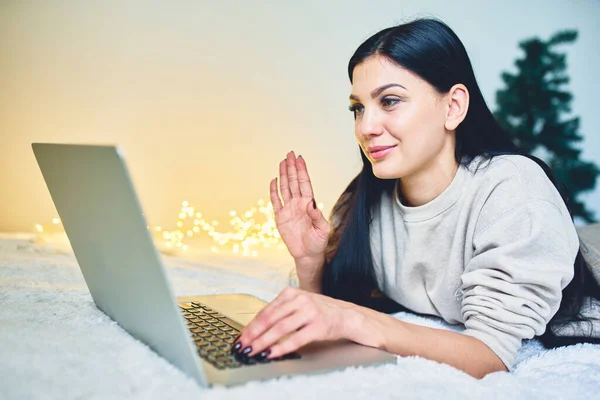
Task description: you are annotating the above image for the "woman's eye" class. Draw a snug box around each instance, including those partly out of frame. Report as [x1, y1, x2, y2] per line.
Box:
[348, 104, 364, 116]
[381, 97, 400, 108]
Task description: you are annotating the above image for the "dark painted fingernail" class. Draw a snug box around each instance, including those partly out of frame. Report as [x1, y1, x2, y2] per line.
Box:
[298, 155, 302, 158]
[312, 198, 316, 209]
[257, 349, 271, 360]
[231, 342, 242, 354]
[241, 346, 252, 355]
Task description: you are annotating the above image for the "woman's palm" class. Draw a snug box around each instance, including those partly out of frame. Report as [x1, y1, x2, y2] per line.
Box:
[270, 152, 330, 261]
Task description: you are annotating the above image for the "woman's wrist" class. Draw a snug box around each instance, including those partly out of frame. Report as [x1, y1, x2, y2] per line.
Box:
[294, 255, 325, 292]
[343, 303, 401, 351]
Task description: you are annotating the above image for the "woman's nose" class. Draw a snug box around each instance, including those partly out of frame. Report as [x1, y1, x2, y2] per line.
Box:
[356, 108, 384, 138]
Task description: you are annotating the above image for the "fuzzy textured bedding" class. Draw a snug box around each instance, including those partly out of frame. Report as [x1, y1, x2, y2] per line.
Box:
[1, 232, 599, 400]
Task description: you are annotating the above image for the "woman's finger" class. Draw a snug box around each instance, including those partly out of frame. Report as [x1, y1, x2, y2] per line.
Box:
[286, 152, 301, 198]
[296, 156, 314, 199]
[269, 178, 283, 214]
[267, 324, 319, 359]
[279, 159, 291, 204]
[235, 287, 299, 347]
[247, 308, 311, 356]
[252, 287, 297, 325]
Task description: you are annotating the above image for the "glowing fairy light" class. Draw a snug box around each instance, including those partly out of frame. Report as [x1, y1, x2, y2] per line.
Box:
[33, 197, 326, 257]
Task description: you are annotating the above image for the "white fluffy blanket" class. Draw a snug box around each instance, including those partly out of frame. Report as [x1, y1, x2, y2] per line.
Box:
[1, 233, 599, 399]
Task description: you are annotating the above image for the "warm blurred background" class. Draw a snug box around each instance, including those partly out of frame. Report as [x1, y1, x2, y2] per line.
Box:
[1, 0, 598, 247]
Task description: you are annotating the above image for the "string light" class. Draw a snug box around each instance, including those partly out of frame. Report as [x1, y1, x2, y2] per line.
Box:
[33, 198, 326, 257]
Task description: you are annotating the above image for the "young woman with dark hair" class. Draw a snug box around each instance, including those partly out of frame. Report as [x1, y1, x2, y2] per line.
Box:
[230, 18, 600, 378]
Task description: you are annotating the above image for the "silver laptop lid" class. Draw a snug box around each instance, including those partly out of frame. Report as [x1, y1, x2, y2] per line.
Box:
[32, 143, 206, 385]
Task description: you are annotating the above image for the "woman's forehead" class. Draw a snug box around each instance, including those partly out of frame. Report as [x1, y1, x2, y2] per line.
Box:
[351, 57, 420, 96]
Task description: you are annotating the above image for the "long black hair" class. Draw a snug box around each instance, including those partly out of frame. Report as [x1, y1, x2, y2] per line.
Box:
[321, 18, 600, 348]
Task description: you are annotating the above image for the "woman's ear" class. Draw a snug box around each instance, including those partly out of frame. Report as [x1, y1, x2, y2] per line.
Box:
[444, 84, 469, 131]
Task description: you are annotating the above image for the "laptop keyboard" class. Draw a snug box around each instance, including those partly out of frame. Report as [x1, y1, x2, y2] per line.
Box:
[181, 301, 301, 370]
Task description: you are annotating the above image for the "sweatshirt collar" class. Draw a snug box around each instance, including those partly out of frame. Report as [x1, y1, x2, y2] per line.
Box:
[394, 160, 469, 222]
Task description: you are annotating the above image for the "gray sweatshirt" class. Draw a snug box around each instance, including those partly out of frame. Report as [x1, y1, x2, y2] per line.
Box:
[369, 154, 580, 369]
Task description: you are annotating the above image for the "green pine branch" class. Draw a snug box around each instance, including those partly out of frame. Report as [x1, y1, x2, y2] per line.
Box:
[494, 29, 598, 223]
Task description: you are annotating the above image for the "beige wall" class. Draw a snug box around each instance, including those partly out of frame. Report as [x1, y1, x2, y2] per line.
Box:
[1, 0, 599, 232]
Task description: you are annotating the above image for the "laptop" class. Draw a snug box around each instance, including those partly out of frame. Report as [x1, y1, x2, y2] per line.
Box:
[32, 143, 396, 387]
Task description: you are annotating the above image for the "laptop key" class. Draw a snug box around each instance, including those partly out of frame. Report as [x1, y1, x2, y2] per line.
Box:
[223, 361, 242, 369]
[205, 310, 225, 318]
[198, 349, 209, 357]
[214, 362, 227, 370]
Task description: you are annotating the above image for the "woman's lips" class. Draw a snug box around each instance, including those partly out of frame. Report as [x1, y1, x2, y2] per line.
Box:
[369, 145, 396, 160]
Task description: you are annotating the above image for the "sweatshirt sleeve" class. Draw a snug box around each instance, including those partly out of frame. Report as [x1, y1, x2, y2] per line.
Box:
[460, 199, 579, 370]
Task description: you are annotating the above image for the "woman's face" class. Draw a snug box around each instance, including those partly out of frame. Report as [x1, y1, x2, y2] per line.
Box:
[350, 55, 455, 180]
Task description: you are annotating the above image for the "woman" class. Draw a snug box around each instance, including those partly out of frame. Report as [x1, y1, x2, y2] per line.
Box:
[230, 18, 600, 378]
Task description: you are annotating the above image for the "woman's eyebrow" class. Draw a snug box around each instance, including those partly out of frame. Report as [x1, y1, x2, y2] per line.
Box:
[349, 83, 407, 101]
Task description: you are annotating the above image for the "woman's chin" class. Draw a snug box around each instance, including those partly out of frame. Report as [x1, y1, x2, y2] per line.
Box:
[372, 164, 401, 180]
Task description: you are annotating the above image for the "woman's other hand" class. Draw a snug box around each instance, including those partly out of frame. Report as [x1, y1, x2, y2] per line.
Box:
[270, 152, 330, 282]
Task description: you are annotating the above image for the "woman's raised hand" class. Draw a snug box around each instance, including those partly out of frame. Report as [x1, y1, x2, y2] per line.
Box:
[270, 152, 330, 264]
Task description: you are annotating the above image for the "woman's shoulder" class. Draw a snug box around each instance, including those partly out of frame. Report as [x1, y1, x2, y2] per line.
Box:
[463, 153, 571, 232]
[467, 154, 561, 202]
[469, 153, 545, 177]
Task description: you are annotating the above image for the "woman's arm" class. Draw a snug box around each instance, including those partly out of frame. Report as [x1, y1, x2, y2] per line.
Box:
[235, 287, 507, 379]
[347, 304, 508, 378]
